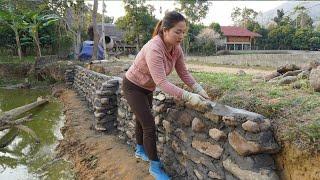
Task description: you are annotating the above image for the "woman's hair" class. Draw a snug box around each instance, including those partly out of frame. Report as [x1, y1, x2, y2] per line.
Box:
[152, 11, 186, 37]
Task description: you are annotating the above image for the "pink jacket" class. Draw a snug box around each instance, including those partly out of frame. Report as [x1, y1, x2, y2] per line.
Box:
[125, 35, 196, 99]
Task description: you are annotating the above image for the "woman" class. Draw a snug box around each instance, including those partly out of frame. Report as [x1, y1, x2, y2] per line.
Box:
[122, 11, 209, 180]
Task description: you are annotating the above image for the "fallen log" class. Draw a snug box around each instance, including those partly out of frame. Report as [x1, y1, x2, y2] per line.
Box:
[0, 97, 48, 147]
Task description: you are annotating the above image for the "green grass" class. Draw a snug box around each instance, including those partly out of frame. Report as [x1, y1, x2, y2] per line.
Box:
[0, 55, 36, 64]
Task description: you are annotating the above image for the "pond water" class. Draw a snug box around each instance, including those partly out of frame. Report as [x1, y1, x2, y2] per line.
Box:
[0, 88, 74, 179]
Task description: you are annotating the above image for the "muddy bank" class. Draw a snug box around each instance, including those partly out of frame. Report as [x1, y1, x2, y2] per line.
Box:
[56, 86, 153, 180]
[0, 62, 32, 78]
[275, 143, 320, 180]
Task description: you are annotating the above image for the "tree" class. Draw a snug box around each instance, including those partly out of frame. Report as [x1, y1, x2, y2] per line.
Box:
[209, 22, 222, 35]
[23, 10, 59, 57]
[231, 7, 258, 28]
[92, 0, 99, 60]
[115, 0, 157, 50]
[293, 5, 313, 29]
[195, 28, 223, 55]
[0, 3, 25, 60]
[176, 0, 210, 24]
[268, 25, 295, 50]
[273, 9, 285, 26]
[293, 28, 313, 50]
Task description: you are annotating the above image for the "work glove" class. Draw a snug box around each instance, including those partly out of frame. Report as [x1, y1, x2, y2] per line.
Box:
[192, 83, 209, 99]
[182, 90, 207, 107]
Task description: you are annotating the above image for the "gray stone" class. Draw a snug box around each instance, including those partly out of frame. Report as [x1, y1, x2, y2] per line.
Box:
[194, 169, 204, 180]
[204, 111, 221, 123]
[264, 72, 281, 81]
[208, 171, 222, 179]
[175, 128, 188, 142]
[192, 117, 206, 132]
[310, 67, 320, 92]
[209, 128, 227, 141]
[223, 158, 279, 180]
[162, 120, 172, 133]
[191, 139, 223, 159]
[278, 76, 297, 85]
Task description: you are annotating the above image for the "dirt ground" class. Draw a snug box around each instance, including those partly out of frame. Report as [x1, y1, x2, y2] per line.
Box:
[186, 63, 274, 75]
[56, 87, 153, 180]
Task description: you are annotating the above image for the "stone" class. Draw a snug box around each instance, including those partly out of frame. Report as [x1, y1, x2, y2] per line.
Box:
[100, 98, 109, 105]
[223, 116, 238, 126]
[259, 119, 271, 131]
[125, 131, 134, 139]
[278, 76, 297, 85]
[193, 169, 203, 180]
[208, 171, 222, 179]
[192, 117, 206, 132]
[158, 136, 165, 143]
[153, 104, 166, 113]
[223, 158, 279, 180]
[191, 139, 223, 159]
[177, 111, 193, 127]
[175, 128, 188, 142]
[117, 108, 126, 119]
[309, 67, 320, 92]
[236, 70, 246, 76]
[277, 64, 300, 74]
[162, 120, 172, 133]
[297, 70, 310, 79]
[204, 111, 220, 123]
[309, 60, 320, 69]
[171, 140, 181, 153]
[185, 101, 211, 113]
[264, 72, 281, 81]
[209, 128, 226, 141]
[154, 93, 166, 101]
[154, 115, 161, 125]
[228, 131, 261, 156]
[242, 120, 260, 133]
[94, 112, 106, 118]
[282, 70, 302, 77]
[292, 81, 302, 89]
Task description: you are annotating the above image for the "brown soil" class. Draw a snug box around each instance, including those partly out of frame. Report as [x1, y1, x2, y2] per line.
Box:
[275, 143, 320, 180]
[186, 63, 274, 75]
[56, 87, 153, 180]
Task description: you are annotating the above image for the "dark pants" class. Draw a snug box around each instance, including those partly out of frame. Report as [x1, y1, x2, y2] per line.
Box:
[122, 76, 158, 161]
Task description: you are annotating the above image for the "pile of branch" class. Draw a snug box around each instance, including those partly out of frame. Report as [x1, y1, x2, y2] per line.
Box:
[0, 97, 48, 148]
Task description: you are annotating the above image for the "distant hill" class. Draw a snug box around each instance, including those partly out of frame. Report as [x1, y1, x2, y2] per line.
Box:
[257, 1, 320, 27]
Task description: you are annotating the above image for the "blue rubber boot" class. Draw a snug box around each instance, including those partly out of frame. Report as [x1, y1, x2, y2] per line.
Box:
[135, 144, 149, 161]
[149, 160, 170, 180]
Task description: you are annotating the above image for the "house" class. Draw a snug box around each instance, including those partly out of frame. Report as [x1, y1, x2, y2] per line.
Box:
[220, 26, 262, 50]
[97, 23, 136, 54]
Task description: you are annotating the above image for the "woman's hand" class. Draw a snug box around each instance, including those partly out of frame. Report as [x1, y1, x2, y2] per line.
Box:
[192, 83, 209, 99]
[182, 91, 207, 107]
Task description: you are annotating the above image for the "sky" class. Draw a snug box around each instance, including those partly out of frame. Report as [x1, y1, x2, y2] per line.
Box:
[86, 1, 285, 26]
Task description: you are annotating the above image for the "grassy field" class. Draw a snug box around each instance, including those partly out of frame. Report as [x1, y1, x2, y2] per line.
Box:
[0, 55, 36, 64]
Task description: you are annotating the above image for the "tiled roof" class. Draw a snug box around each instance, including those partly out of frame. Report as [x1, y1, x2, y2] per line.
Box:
[221, 26, 262, 37]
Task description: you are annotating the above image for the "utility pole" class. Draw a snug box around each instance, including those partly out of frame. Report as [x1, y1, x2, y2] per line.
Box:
[101, 0, 107, 59]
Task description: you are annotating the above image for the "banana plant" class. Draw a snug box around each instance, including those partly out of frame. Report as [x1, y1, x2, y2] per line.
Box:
[23, 11, 59, 57]
[0, 6, 25, 60]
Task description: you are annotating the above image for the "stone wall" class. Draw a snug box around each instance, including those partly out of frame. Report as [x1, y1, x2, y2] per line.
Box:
[66, 65, 120, 130]
[66, 66, 281, 180]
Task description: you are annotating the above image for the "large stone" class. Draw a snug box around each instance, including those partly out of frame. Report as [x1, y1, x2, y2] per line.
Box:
[277, 64, 300, 74]
[228, 131, 261, 156]
[297, 70, 310, 79]
[193, 169, 204, 180]
[264, 72, 281, 81]
[192, 117, 206, 132]
[242, 120, 260, 133]
[154, 93, 166, 101]
[209, 128, 226, 141]
[175, 128, 188, 142]
[153, 104, 166, 113]
[177, 111, 193, 127]
[223, 158, 279, 180]
[204, 111, 220, 123]
[282, 70, 302, 77]
[223, 116, 238, 126]
[191, 139, 223, 159]
[162, 120, 172, 133]
[278, 76, 297, 85]
[309, 67, 320, 92]
[208, 171, 222, 179]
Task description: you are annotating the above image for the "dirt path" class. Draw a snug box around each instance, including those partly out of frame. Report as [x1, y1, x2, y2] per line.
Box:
[56, 88, 153, 180]
[186, 63, 274, 75]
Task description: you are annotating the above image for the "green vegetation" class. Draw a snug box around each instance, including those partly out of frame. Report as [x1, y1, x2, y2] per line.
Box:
[0, 55, 35, 64]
